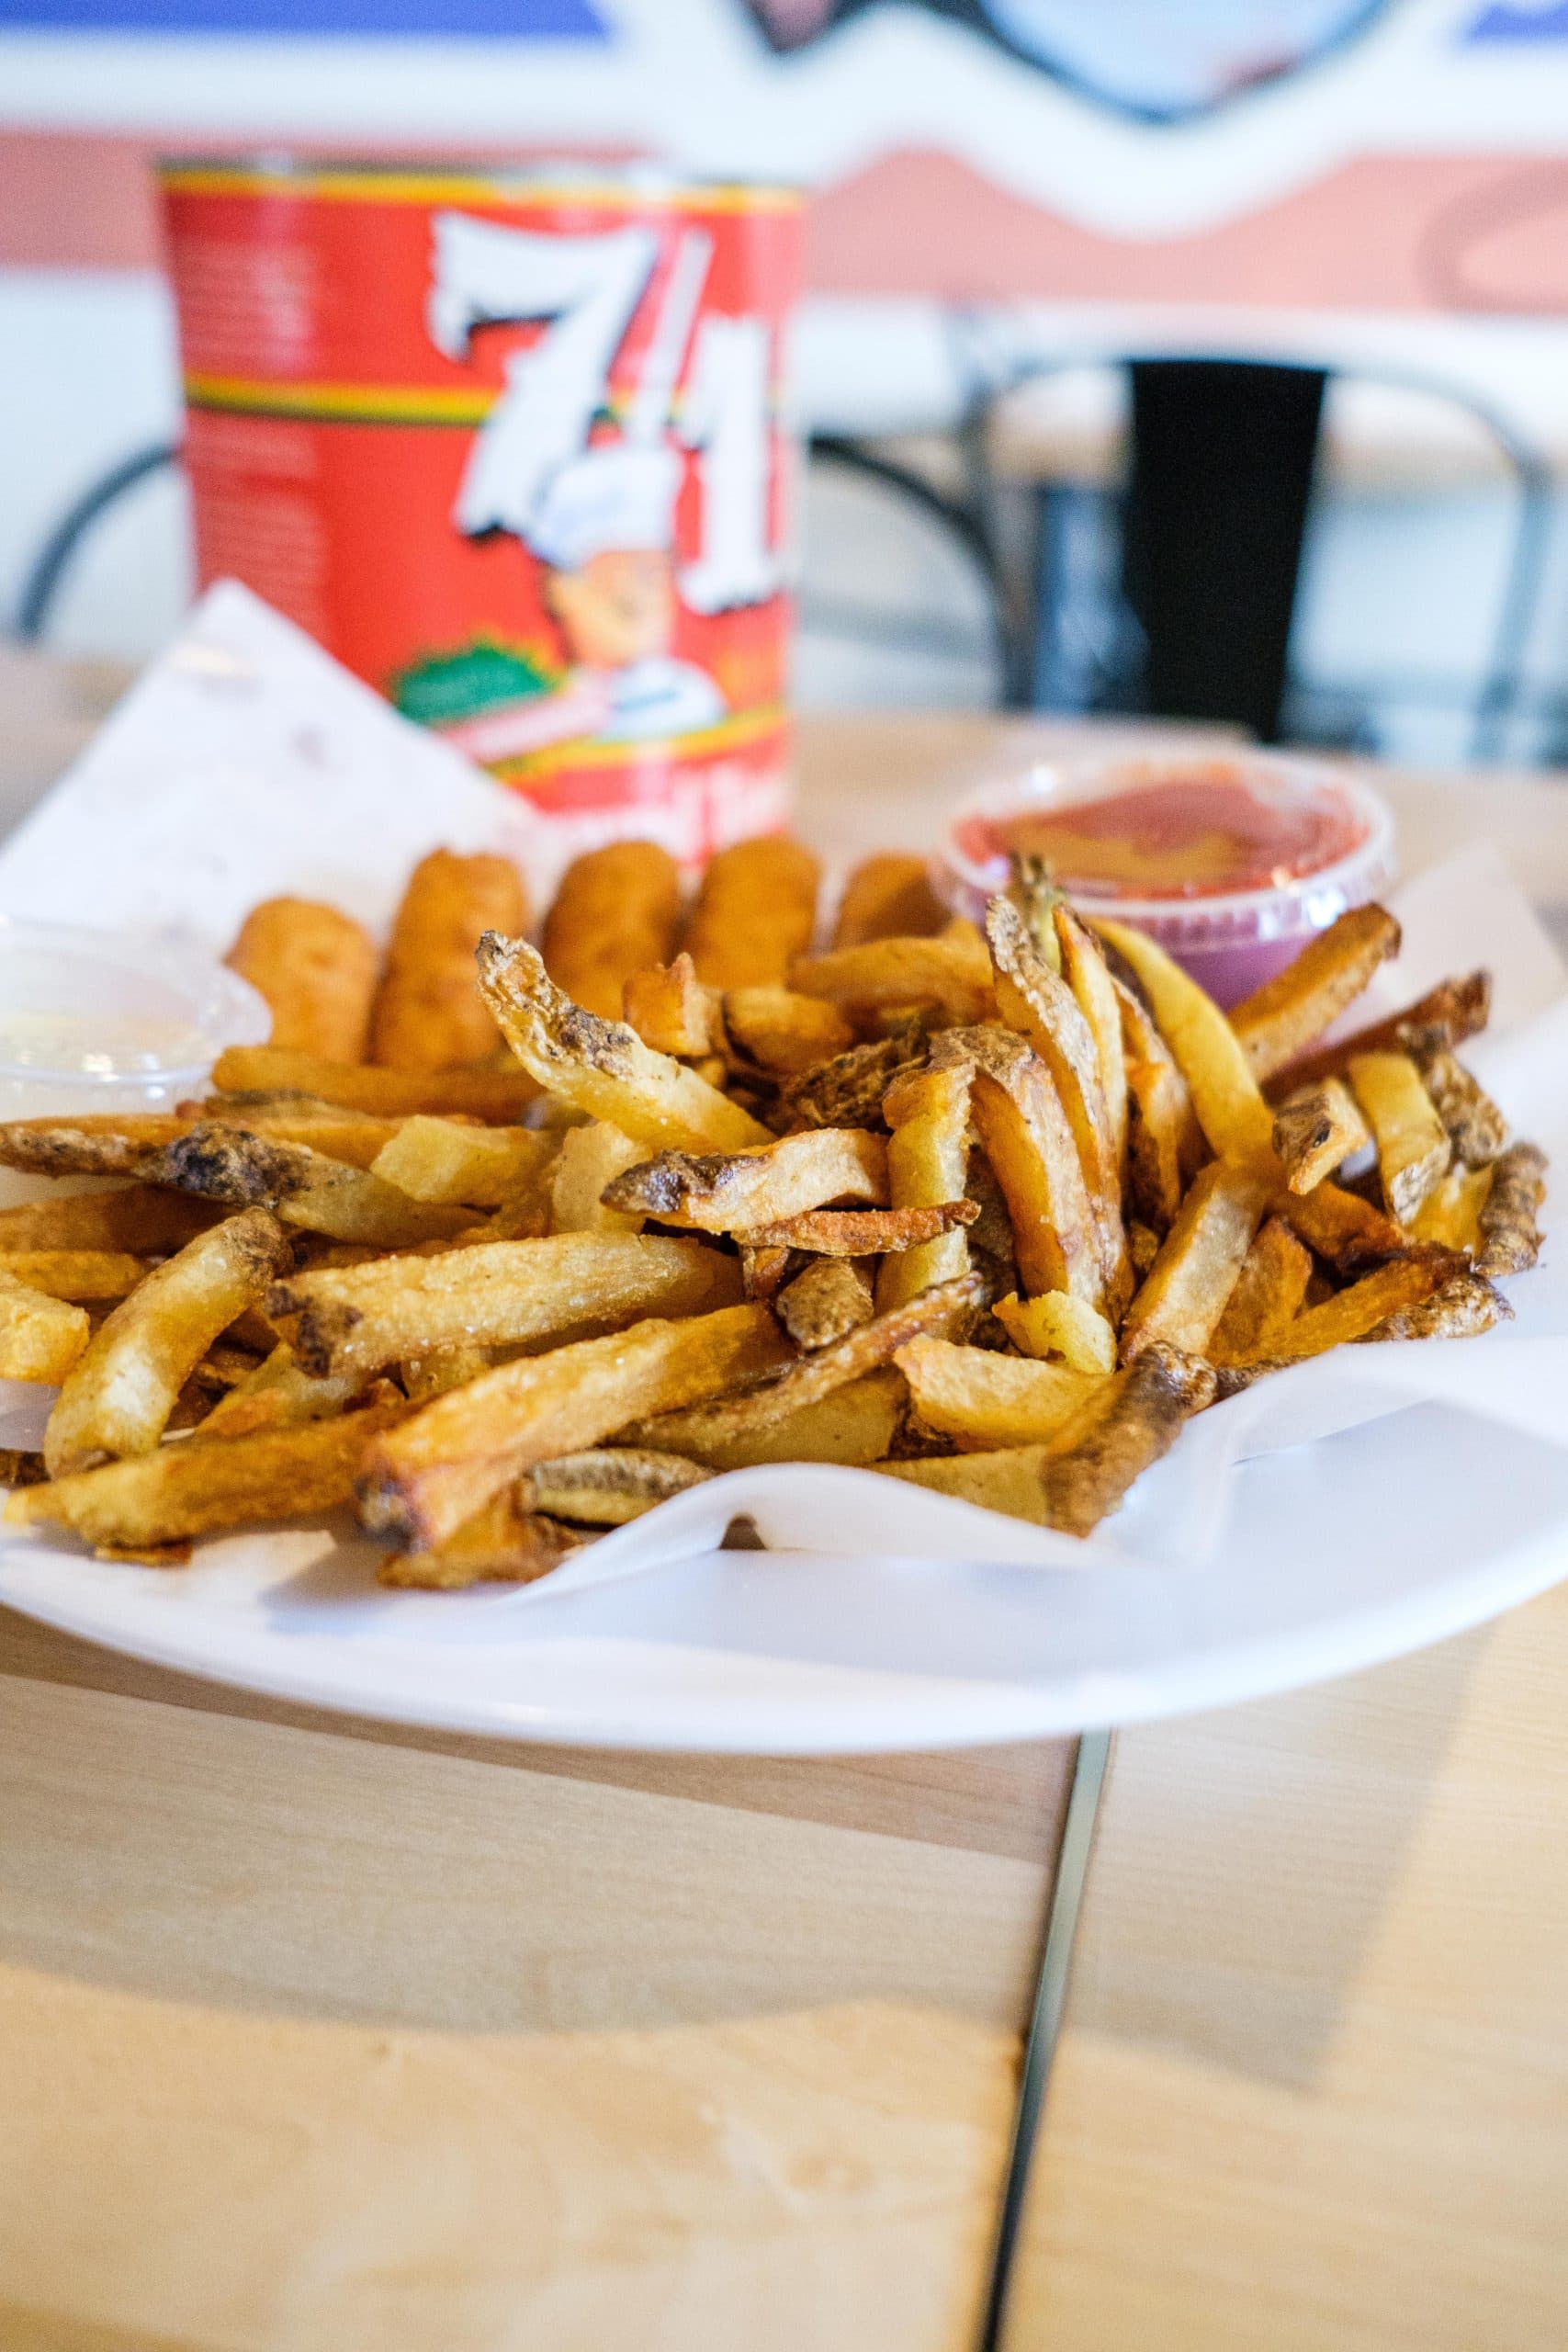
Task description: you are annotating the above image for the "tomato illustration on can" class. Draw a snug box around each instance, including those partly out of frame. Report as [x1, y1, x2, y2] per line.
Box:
[161, 163, 802, 865]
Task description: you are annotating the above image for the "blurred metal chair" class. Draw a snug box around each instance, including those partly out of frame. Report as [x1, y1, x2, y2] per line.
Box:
[13, 442, 181, 642]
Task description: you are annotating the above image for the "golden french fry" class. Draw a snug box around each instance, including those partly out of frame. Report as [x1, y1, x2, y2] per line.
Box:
[380, 1499, 584, 1589]
[722, 987, 854, 1076]
[683, 837, 820, 988]
[789, 932, 995, 1025]
[147, 1125, 473, 1250]
[524, 1448, 712, 1525]
[1266, 970, 1491, 1098]
[1413, 1048, 1508, 1169]
[400, 1345, 496, 1402]
[202, 1095, 405, 1169]
[0, 1269, 90, 1384]
[1257, 1247, 1463, 1362]
[1205, 1216, 1314, 1368]
[626, 1366, 906, 1472]
[1409, 1164, 1494, 1253]
[896, 1336, 1100, 1451]
[43, 1209, 290, 1476]
[360, 1301, 791, 1549]
[193, 1342, 378, 1441]
[986, 898, 1129, 1310]
[371, 849, 527, 1072]
[0, 1188, 213, 1255]
[832, 854, 944, 948]
[1474, 1141, 1546, 1278]
[736, 1201, 976, 1255]
[622, 953, 723, 1058]
[1271, 1076, 1371, 1194]
[548, 1120, 647, 1236]
[271, 1230, 743, 1379]
[1228, 905, 1402, 1081]
[211, 1046, 537, 1123]
[942, 1027, 1100, 1306]
[603, 1128, 887, 1231]
[993, 1289, 1117, 1375]
[1054, 907, 1128, 1193]
[783, 1025, 926, 1133]
[368, 1117, 551, 1209]
[874, 1063, 974, 1312]
[1119, 1158, 1271, 1363]
[0, 1250, 149, 1301]
[544, 841, 684, 1022]
[476, 933, 772, 1153]
[1365, 1269, 1512, 1342]
[1348, 1051, 1451, 1224]
[225, 896, 379, 1063]
[1113, 977, 1204, 1206]
[1277, 1178, 1408, 1272]
[14, 1398, 409, 1548]
[739, 1243, 792, 1302]
[774, 1258, 875, 1351]
[1092, 918, 1274, 1161]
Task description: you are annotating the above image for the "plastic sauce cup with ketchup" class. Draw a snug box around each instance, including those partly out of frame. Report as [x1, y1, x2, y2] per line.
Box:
[935, 750, 1395, 1008]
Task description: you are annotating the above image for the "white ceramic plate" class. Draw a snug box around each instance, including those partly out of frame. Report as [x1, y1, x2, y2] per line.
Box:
[4, 1370, 1567, 1751]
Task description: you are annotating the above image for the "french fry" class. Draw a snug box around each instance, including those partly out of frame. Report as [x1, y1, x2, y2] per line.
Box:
[875, 1063, 973, 1311]
[43, 1208, 291, 1476]
[739, 1243, 791, 1302]
[271, 1230, 743, 1379]
[225, 896, 379, 1063]
[683, 837, 820, 987]
[211, 1047, 538, 1123]
[622, 953, 723, 1058]
[548, 1120, 647, 1236]
[1055, 907, 1128, 1188]
[0, 1269, 90, 1384]
[1265, 970, 1491, 1098]
[368, 1117, 552, 1208]
[832, 854, 945, 948]
[1365, 1270, 1512, 1343]
[1278, 1177, 1409, 1272]
[359, 1301, 791, 1548]
[0, 1447, 46, 1487]
[14, 1398, 410, 1548]
[782, 1025, 927, 1132]
[896, 1337, 1100, 1451]
[193, 1342, 379, 1441]
[1271, 1077, 1371, 1194]
[993, 1289, 1118, 1375]
[1119, 1158, 1271, 1363]
[722, 987, 853, 1076]
[1253, 1246, 1463, 1363]
[476, 933, 772, 1152]
[603, 1128, 887, 1231]
[543, 841, 684, 1022]
[1205, 1216, 1314, 1368]
[1228, 905, 1401, 1080]
[736, 1201, 976, 1255]
[149, 1126, 473, 1250]
[1348, 1052, 1451, 1224]
[0, 1188, 213, 1255]
[1113, 977, 1204, 1188]
[878, 1344, 1214, 1534]
[202, 1095, 405, 1170]
[624, 1277, 978, 1465]
[1474, 1141, 1547, 1278]
[1093, 917, 1274, 1160]
[626, 1366, 905, 1471]
[986, 898, 1129, 1309]
[370, 849, 527, 1071]
[380, 1498, 584, 1589]
[789, 931, 995, 1026]
[524, 1448, 712, 1525]
[942, 1027, 1100, 1305]
[775, 1258, 875, 1351]
[1409, 1164, 1494, 1253]
[0, 1250, 149, 1301]
[1413, 1048, 1508, 1168]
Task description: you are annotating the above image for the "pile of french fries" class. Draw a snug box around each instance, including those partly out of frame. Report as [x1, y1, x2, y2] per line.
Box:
[0, 832, 1547, 1582]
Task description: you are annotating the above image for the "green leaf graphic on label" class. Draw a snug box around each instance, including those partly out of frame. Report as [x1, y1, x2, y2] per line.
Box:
[391, 639, 562, 727]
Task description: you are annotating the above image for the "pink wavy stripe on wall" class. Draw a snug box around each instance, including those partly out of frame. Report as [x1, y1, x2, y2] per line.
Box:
[5, 130, 1568, 314]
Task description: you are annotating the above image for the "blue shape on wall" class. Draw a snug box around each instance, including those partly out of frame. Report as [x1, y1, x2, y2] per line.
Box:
[0, 0, 609, 31]
[1464, 2, 1568, 36]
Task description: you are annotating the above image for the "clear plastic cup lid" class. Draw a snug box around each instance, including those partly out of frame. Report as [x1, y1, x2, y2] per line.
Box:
[0, 921, 271, 1091]
[934, 749, 1396, 950]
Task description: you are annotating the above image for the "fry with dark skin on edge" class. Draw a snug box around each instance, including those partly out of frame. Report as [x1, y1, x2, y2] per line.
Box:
[1474, 1141, 1547, 1278]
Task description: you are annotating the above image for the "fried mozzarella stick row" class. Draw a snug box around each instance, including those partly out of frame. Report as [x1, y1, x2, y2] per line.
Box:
[683, 837, 820, 987]
[542, 841, 683, 1022]
[370, 849, 528, 1071]
[225, 898, 380, 1063]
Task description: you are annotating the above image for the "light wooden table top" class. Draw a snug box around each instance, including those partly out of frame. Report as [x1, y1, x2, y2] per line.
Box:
[3, 655, 1568, 2352]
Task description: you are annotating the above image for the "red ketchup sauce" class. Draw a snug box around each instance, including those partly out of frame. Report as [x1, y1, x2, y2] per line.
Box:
[956, 760, 1370, 903]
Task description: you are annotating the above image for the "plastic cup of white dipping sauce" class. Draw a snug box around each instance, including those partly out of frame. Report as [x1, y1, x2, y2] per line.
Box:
[0, 922, 270, 1130]
[934, 750, 1395, 1008]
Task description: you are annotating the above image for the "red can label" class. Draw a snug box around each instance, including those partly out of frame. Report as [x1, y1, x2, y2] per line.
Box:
[161, 165, 801, 865]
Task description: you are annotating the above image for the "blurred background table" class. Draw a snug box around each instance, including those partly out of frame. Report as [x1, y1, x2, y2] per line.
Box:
[2, 657, 1567, 2352]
